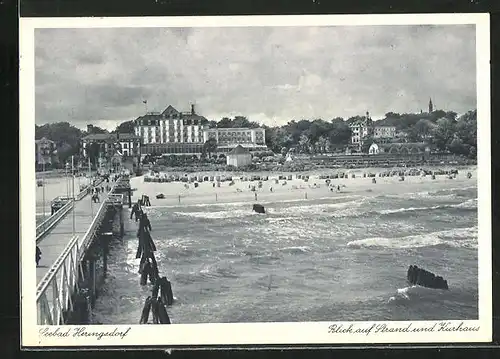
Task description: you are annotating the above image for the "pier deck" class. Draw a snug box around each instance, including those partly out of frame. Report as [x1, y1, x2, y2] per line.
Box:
[36, 184, 115, 286]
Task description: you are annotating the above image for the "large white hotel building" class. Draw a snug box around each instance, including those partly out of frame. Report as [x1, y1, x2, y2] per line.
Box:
[134, 104, 206, 155]
[133, 105, 268, 155]
[203, 127, 267, 153]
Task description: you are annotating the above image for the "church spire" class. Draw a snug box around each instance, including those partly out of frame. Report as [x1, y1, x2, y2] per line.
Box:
[428, 98, 433, 113]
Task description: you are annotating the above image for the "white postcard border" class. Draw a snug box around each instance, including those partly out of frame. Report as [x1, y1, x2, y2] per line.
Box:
[20, 13, 492, 347]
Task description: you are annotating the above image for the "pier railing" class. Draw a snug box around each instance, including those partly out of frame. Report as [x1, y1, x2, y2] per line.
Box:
[78, 179, 123, 262]
[36, 178, 108, 242]
[36, 235, 81, 325]
[76, 186, 90, 201]
[36, 198, 74, 243]
[36, 177, 124, 325]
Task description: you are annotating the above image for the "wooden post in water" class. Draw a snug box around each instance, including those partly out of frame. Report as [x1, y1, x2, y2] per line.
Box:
[101, 233, 112, 277]
[88, 258, 97, 308]
[120, 207, 125, 237]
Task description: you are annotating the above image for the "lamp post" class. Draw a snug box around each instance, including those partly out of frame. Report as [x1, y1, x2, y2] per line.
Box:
[72, 155, 75, 235]
[89, 156, 94, 217]
[42, 159, 46, 222]
[65, 162, 70, 199]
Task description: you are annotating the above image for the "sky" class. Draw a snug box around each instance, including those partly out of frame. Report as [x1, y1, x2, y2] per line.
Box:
[35, 24, 476, 131]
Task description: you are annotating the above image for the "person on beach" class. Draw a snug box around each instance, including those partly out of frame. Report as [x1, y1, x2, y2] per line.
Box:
[254, 192, 258, 201]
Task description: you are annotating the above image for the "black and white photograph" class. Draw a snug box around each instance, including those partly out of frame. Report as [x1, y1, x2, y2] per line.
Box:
[20, 14, 491, 347]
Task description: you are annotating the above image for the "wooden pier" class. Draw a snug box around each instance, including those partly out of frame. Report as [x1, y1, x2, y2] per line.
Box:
[35, 176, 132, 325]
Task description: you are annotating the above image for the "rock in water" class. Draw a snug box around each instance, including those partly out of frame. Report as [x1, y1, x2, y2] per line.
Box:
[253, 204, 266, 214]
[407, 265, 449, 290]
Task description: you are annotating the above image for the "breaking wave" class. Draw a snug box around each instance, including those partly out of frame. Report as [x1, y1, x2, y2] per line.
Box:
[451, 198, 477, 209]
[151, 196, 477, 222]
[346, 226, 478, 250]
[175, 209, 260, 220]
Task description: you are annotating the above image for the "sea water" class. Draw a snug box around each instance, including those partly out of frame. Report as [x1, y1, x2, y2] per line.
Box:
[92, 186, 478, 324]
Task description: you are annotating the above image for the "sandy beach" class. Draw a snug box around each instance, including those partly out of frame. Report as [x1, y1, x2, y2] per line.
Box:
[129, 166, 477, 207]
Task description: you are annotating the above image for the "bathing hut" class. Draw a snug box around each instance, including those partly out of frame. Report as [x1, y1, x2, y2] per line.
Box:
[226, 145, 252, 167]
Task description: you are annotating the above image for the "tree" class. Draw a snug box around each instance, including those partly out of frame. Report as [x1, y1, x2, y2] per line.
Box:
[385, 112, 401, 118]
[207, 120, 218, 128]
[115, 120, 135, 134]
[298, 134, 310, 153]
[432, 117, 456, 150]
[346, 115, 365, 125]
[327, 121, 351, 147]
[232, 116, 260, 128]
[87, 126, 108, 135]
[203, 138, 218, 158]
[35, 122, 83, 164]
[455, 110, 477, 147]
[428, 110, 447, 122]
[361, 135, 374, 153]
[316, 136, 328, 154]
[448, 137, 469, 156]
[407, 119, 433, 142]
[444, 111, 458, 121]
[468, 146, 477, 159]
[308, 119, 330, 143]
[266, 127, 292, 153]
[87, 142, 101, 166]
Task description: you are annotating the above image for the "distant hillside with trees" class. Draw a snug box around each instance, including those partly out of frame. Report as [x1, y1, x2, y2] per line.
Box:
[35, 108, 478, 166]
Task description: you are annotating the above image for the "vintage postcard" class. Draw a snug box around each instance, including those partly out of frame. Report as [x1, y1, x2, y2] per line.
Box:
[20, 14, 491, 348]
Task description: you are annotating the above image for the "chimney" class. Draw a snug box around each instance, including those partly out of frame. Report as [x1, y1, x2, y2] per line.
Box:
[87, 124, 93, 133]
[191, 104, 195, 115]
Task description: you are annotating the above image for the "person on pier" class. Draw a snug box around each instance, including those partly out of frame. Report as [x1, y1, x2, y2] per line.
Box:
[36, 246, 42, 266]
[131, 202, 140, 220]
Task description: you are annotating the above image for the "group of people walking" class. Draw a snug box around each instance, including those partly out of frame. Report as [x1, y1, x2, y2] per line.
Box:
[90, 184, 112, 203]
